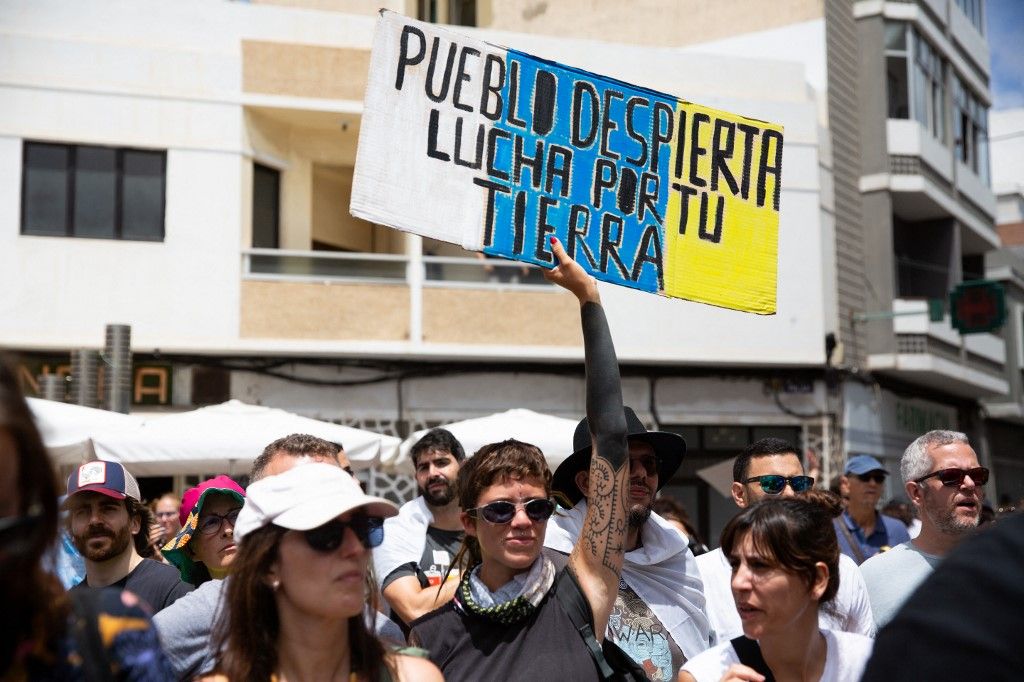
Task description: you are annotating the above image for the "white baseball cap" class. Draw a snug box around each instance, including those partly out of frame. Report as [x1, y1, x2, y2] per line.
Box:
[234, 462, 398, 541]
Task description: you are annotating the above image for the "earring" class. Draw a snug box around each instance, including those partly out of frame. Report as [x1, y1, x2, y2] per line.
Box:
[271, 579, 280, 591]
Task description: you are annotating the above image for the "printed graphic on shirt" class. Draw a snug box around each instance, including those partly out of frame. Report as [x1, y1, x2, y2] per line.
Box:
[607, 579, 684, 681]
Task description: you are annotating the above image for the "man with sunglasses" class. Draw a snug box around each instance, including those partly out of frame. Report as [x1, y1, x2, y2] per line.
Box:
[545, 407, 712, 681]
[696, 438, 875, 642]
[154, 433, 404, 680]
[835, 455, 911, 564]
[65, 461, 193, 612]
[859, 430, 984, 628]
[374, 428, 467, 630]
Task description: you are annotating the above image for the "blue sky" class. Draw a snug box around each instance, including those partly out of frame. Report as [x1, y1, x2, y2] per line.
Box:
[987, 0, 1024, 109]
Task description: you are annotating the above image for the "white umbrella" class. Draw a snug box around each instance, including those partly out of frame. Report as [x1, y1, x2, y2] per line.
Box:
[387, 408, 579, 475]
[27, 397, 144, 465]
[91, 400, 400, 477]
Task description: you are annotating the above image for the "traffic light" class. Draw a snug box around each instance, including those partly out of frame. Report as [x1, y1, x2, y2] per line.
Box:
[949, 280, 1005, 334]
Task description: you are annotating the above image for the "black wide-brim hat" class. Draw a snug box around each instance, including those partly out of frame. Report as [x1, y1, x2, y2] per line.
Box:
[552, 406, 686, 507]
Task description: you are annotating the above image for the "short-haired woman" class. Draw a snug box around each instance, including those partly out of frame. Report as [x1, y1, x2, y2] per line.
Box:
[408, 238, 634, 681]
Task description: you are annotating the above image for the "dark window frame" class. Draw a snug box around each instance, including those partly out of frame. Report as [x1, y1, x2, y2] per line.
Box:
[20, 140, 166, 242]
[251, 162, 281, 249]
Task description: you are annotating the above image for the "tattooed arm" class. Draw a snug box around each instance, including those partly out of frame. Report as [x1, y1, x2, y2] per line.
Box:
[544, 237, 629, 642]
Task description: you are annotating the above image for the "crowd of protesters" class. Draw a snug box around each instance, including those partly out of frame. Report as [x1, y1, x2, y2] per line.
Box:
[4, 243, 1021, 681]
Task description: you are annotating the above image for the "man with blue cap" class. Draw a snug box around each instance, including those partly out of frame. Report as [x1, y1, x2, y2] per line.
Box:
[834, 455, 911, 564]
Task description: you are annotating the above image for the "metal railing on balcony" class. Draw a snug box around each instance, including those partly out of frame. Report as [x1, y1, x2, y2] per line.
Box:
[242, 249, 554, 289]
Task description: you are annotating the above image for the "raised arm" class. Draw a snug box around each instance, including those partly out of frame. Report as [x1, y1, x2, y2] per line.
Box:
[544, 237, 629, 641]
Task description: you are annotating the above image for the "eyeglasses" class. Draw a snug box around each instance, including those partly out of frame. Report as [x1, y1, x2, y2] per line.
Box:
[915, 467, 989, 487]
[155, 511, 178, 520]
[197, 508, 241, 536]
[466, 499, 557, 524]
[855, 472, 886, 484]
[630, 456, 660, 477]
[743, 475, 815, 495]
[303, 514, 385, 552]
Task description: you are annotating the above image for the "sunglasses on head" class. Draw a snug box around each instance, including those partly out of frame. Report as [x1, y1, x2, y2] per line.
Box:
[855, 472, 886, 484]
[915, 467, 989, 487]
[303, 514, 385, 553]
[743, 475, 815, 495]
[197, 508, 242, 536]
[466, 498, 556, 525]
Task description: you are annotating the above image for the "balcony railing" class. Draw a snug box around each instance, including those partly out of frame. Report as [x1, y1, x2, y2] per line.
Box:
[242, 249, 554, 289]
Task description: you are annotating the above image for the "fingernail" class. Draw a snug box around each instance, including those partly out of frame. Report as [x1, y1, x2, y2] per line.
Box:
[549, 236, 557, 245]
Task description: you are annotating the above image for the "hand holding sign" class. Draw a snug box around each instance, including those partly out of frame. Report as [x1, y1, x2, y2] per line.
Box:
[544, 236, 599, 305]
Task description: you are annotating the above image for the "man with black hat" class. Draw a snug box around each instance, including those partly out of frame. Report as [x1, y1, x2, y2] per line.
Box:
[835, 454, 911, 564]
[65, 461, 192, 612]
[544, 406, 712, 680]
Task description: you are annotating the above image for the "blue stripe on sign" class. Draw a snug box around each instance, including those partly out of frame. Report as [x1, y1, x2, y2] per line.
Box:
[481, 49, 673, 295]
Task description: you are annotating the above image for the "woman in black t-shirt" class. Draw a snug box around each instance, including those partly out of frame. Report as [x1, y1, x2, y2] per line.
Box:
[410, 239, 632, 681]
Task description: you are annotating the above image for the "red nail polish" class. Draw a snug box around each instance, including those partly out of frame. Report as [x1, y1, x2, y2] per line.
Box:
[549, 236, 557, 245]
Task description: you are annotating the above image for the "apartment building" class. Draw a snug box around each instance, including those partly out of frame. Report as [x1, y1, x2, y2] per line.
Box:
[594, 0, 1019, 502]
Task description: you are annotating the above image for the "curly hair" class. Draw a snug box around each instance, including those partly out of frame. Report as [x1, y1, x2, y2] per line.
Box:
[720, 492, 843, 605]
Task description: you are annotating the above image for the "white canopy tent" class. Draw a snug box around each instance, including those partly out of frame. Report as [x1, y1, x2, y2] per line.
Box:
[89, 400, 401, 477]
[387, 408, 580, 475]
[27, 397, 144, 465]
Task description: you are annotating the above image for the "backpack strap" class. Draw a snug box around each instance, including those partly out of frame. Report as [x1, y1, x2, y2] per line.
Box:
[729, 636, 776, 682]
[833, 517, 867, 565]
[552, 567, 616, 680]
[69, 589, 116, 682]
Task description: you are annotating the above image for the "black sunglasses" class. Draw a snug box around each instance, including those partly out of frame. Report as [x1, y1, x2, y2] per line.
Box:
[855, 472, 886, 484]
[467, 499, 556, 524]
[197, 508, 242, 537]
[743, 475, 815, 495]
[303, 514, 385, 553]
[915, 467, 989, 487]
[630, 455, 661, 477]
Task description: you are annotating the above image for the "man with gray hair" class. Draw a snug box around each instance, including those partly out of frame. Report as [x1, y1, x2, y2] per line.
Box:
[859, 430, 987, 629]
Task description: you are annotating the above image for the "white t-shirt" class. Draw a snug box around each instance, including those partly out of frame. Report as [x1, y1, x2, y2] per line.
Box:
[859, 541, 941, 629]
[695, 548, 875, 642]
[681, 629, 873, 682]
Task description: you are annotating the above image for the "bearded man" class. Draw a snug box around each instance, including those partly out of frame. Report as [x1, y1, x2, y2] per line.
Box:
[544, 407, 712, 681]
[374, 428, 466, 630]
[66, 461, 192, 612]
[860, 430, 985, 628]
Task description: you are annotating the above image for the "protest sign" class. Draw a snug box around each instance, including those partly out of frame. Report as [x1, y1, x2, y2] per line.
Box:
[351, 11, 784, 313]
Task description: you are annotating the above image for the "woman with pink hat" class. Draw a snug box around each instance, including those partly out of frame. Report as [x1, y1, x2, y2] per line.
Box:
[162, 476, 245, 586]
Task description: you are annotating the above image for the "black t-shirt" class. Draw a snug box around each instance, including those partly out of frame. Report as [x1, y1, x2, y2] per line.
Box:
[381, 526, 463, 590]
[72, 558, 193, 613]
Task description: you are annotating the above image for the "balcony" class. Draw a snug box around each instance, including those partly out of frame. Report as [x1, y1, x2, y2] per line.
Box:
[867, 298, 1009, 398]
[870, 120, 1000, 253]
[238, 249, 588, 354]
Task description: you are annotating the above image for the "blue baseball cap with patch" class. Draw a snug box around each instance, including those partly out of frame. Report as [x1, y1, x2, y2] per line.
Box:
[66, 460, 141, 502]
[844, 454, 889, 476]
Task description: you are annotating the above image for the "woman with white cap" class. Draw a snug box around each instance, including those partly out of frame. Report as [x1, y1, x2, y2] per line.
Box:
[207, 462, 442, 682]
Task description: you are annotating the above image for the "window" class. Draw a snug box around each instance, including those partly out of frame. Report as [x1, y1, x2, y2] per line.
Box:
[912, 31, 946, 143]
[885, 23, 910, 119]
[955, 0, 984, 33]
[953, 75, 990, 184]
[252, 163, 280, 249]
[418, 0, 477, 26]
[21, 141, 165, 241]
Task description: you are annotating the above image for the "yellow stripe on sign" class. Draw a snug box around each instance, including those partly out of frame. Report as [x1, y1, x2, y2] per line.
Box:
[663, 101, 783, 314]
